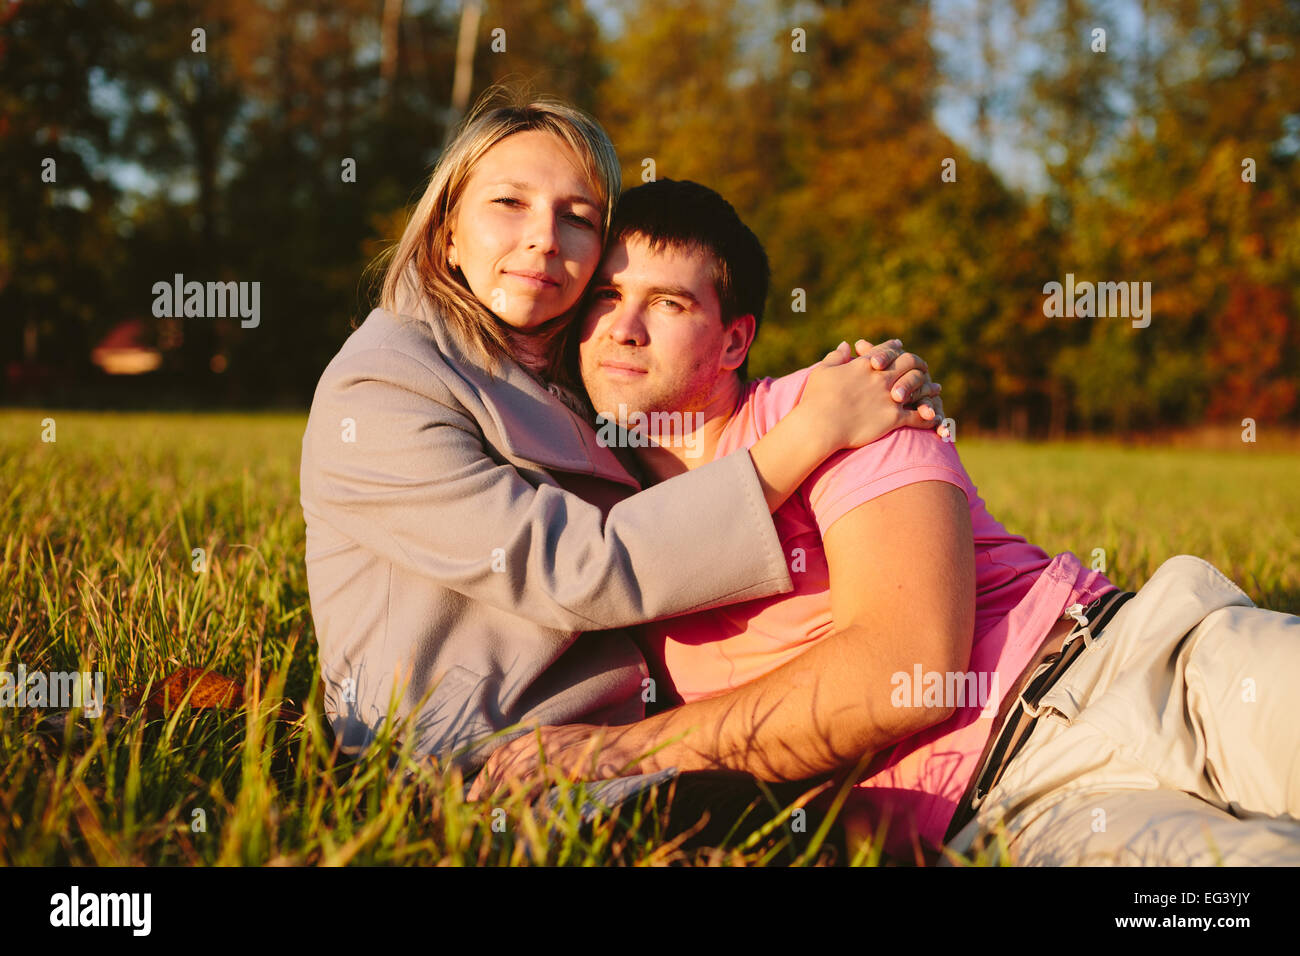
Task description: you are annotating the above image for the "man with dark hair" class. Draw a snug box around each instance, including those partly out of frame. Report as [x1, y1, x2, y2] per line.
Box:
[476, 179, 1300, 866]
[603, 179, 771, 380]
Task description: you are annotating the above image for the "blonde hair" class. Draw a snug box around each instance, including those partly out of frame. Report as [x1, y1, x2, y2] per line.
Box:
[370, 88, 620, 377]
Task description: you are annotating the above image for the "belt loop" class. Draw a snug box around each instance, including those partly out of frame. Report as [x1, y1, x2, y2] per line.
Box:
[1061, 601, 1096, 648]
[1062, 602, 1089, 629]
[1015, 658, 1057, 718]
[1016, 694, 1046, 720]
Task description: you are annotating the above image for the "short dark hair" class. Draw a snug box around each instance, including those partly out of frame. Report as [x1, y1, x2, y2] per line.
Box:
[608, 179, 770, 379]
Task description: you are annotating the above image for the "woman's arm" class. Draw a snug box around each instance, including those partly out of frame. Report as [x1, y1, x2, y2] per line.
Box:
[302, 345, 793, 633]
[303, 338, 942, 633]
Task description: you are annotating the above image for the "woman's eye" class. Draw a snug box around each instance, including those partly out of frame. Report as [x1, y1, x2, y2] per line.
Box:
[565, 213, 595, 228]
[492, 197, 523, 207]
[594, 289, 618, 300]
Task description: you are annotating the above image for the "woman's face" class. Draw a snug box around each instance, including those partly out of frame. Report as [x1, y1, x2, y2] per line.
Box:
[447, 130, 605, 331]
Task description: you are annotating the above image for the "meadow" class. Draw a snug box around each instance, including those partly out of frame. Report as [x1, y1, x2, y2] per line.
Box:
[2, 409, 1297, 866]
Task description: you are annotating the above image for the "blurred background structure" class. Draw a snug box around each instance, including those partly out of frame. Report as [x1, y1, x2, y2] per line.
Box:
[3, 0, 1298, 434]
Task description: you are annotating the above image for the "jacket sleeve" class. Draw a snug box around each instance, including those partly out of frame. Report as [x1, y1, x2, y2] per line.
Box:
[301, 347, 794, 632]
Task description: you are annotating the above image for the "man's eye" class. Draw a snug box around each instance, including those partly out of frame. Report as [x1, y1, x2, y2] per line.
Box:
[594, 289, 618, 300]
[659, 299, 685, 311]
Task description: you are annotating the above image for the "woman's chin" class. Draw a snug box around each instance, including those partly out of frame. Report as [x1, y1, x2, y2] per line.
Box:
[496, 310, 572, 334]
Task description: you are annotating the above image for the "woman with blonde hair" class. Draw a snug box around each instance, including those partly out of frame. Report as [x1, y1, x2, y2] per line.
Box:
[299, 90, 942, 788]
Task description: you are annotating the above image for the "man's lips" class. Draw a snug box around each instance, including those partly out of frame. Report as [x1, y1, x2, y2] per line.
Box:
[598, 360, 647, 374]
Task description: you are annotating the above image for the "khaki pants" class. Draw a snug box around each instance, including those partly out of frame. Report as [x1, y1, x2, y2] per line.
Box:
[945, 555, 1300, 866]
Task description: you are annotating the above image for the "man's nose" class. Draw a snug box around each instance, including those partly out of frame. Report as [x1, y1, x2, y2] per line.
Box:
[607, 302, 647, 346]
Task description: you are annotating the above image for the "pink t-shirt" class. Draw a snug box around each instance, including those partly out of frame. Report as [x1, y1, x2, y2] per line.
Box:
[639, 366, 1114, 856]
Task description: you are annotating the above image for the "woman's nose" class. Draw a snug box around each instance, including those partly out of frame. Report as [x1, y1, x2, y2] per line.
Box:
[525, 211, 560, 254]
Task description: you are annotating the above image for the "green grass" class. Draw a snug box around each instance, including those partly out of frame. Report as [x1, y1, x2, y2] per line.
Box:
[2, 409, 1297, 866]
[956, 439, 1300, 615]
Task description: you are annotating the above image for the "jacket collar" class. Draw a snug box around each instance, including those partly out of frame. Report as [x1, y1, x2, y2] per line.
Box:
[390, 266, 642, 489]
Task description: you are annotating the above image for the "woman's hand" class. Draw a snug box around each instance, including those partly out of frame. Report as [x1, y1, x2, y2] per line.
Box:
[802, 338, 949, 447]
[745, 337, 949, 513]
[821, 338, 945, 424]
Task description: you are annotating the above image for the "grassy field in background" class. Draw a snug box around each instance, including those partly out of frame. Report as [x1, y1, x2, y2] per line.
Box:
[2, 409, 1298, 866]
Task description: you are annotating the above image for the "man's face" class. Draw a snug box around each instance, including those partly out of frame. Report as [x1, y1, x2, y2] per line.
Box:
[578, 235, 748, 418]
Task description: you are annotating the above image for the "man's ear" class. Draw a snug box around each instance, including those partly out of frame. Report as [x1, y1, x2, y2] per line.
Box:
[720, 314, 757, 373]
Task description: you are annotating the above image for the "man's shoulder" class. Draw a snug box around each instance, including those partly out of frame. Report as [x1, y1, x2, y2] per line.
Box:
[734, 364, 960, 468]
[734, 364, 819, 437]
[732, 363, 969, 516]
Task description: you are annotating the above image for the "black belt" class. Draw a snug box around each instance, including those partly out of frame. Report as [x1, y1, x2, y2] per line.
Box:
[942, 588, 1137, 846]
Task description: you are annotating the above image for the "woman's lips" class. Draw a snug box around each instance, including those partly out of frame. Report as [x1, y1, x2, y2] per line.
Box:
[505, 271, 560, 289]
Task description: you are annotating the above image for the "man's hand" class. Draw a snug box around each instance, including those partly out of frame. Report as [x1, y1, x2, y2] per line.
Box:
[468, 723, 647, 801]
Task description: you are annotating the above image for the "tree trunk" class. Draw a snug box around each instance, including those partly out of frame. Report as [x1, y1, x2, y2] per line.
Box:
[447, 0, 482, 137]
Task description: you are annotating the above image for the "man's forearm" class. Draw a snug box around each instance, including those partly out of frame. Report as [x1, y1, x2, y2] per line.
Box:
[623, 623, 955, 781]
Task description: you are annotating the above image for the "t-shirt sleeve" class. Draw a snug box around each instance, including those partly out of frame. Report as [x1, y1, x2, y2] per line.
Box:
[803, 428, 973, 538]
